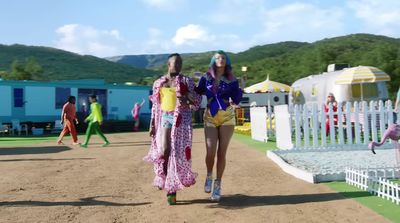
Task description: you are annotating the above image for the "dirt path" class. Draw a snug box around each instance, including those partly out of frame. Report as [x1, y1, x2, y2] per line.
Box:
[0, 130, 389, 223]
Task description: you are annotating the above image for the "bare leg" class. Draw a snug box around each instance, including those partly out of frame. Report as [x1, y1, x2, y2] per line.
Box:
[216, 125, 234, 180]
[205, 126, 218, 174]
[161, 127, 172, 174]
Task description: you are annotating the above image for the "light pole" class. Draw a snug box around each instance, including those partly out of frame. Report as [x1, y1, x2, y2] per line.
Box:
[241, 66, 248, 89]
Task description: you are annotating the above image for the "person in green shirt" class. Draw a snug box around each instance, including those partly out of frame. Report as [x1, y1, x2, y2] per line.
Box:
[80, 94, 110, 148]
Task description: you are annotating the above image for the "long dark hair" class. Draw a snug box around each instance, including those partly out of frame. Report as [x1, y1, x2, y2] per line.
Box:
[67, 96, 76, 103]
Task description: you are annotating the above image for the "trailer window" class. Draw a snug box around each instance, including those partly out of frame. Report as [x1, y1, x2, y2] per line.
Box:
[55, 87, 71, 109]
[311, 84, 317, 97]
[13, 88, 24, 107]
[351, 83, 378, 98]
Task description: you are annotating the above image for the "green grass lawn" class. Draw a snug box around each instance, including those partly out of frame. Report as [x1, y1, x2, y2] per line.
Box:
[325, 182, 400, 223]
[233, 133, 277, 153]
[0, 135, 59, 147]
[0, 131, 132, 147]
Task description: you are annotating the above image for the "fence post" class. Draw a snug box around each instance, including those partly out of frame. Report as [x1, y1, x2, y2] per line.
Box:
[386, 100, 394, 125]
[320, 104, 327, 147]
[337, 102, 344, 145]
[354, 102, 361, 144]
[312, 104, 319, 148]
[395, 183, 399, 205]
[294, 105, 302, 149]
[379, 100, 386, 143]
[345, 102, 353, 144]
[363, 101, 370, 145]
[370, 101, 378, 143]
[303, 105, 310, 148]
[328, 103, 336, 146]
[275, 105, 294, 149]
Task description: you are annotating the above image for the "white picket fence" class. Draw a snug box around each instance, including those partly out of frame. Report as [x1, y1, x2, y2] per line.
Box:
[280, 100, 397, 150]
[249, 106, 275, 142]
[346, 167, 400, 205]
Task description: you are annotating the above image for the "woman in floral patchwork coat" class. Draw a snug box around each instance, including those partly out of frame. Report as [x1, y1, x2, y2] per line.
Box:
[144, 53, 201, 205]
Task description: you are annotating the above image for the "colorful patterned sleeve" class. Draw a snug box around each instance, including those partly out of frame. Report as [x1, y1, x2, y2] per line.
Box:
[187, 77, 202, 111]
[231, 80, 243, 105]
[195, 76, 206, 95]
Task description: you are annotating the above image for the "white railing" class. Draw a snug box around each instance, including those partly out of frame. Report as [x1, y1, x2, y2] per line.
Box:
[275, 100, 396, 150]
[346, 167, 400, 205]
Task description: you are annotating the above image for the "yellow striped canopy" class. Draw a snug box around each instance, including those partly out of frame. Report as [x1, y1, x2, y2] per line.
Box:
[244, 76, 291, 93]
[335, 66, 390, 84]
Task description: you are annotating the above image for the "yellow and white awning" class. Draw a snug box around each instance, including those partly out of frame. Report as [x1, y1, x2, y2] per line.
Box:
[244, 76, 291, 93]
[335, 66, 390, 84]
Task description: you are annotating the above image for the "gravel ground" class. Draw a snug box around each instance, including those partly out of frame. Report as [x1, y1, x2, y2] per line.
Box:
[275, 148, 400, 175]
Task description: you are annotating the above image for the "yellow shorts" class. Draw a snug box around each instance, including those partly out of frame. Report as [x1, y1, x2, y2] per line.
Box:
[204, 106, 236, 128]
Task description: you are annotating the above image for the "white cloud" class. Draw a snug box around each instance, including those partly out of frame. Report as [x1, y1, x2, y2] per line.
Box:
[138, 28, 172, 53]
[172, 24, 214, 45]
[131, 24, 248, 54]
[55, 24, 123, 57]
[141, 0, 186, 11]
[170, 24, 250, 53]
[347, 0, 400, 36]
[253, 3, 346, 43]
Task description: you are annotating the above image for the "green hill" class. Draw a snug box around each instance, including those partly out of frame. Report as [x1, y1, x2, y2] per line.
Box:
[237, 34, 400, 96]
[0, 44, 157, 83]
[177, 34, 400, 96]
[106, 54, 171, 69]
[2, 34, 400, 96]
[105, 52, 215, 69]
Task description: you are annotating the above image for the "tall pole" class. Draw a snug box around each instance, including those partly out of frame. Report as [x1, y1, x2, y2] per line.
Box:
[241, 66, 247, 89]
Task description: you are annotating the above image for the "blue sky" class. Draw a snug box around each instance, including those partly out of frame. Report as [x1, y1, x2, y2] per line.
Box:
[1, 0, 400, 57]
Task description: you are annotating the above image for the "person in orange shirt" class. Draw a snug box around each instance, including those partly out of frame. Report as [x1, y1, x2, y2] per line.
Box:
[57, 96, 79, 145]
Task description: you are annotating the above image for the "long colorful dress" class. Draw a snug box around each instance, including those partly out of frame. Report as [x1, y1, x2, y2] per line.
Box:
[144, 74, 201, 193]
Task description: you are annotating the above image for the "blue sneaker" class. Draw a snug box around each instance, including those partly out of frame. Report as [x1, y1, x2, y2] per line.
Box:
[204, 175, 212, 193]
[211, 179, 221, 201]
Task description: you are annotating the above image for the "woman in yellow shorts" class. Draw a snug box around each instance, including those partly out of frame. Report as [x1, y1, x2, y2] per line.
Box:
[196, 50, 243, 201]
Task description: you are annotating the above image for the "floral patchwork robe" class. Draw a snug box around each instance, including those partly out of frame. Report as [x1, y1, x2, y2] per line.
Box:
[144, 74, 201, 193]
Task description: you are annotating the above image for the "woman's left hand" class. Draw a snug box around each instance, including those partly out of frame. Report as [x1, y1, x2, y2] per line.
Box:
[231, 103, 240, 109]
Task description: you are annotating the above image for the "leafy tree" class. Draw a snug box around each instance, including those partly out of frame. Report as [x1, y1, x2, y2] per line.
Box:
[10, 60, 30, 80]
[25, 57, 43, 79]
[0, 70, 8, 79]
[2, 57, 43, 80]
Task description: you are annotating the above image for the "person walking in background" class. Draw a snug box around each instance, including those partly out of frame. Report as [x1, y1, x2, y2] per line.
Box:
[131, 98, 145, 131]
[196, 50, 243, 202]
[57, 96, 79, 145]
[324, 92, 338, 136]
[80, 95, 110, 148]
[144, 53, 201, 205]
